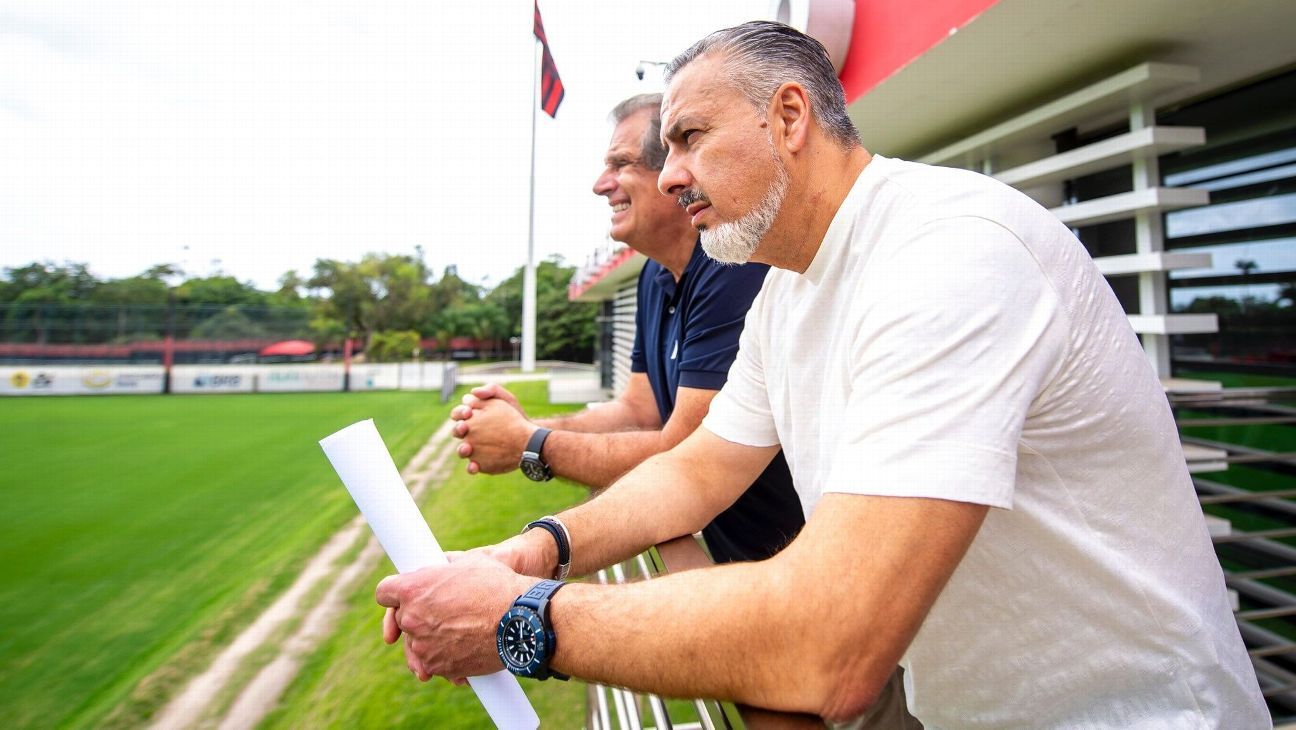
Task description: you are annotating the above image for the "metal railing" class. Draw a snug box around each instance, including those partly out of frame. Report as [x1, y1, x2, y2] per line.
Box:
[1175, 386, 1296, 717]
[584, 550, 733, 730]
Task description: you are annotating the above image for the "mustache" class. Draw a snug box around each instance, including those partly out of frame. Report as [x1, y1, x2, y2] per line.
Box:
[677, 189, 709, 209]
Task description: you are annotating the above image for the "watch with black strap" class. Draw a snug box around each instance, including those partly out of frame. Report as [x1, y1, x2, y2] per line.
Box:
[519, 427, 553, 482]
[496, 579, 568, 680]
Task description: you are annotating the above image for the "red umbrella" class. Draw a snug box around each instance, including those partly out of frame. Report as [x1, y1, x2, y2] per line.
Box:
[259, 339, 316, 357]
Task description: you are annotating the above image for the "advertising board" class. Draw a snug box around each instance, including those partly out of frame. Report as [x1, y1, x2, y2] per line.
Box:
[0, 366, 165, 395]
[170, 366, 257, 394]
[257, 365, 345, 392]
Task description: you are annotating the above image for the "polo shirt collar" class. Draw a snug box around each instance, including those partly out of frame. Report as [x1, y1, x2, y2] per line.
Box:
[652, 238, 705, 300]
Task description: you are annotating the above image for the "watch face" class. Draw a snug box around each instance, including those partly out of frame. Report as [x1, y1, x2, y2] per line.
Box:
[519, 457, 549, 482]
[497, 607, 548, 676]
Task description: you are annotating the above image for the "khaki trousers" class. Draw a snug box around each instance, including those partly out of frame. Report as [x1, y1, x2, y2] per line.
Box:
[829, 667, 922, 730]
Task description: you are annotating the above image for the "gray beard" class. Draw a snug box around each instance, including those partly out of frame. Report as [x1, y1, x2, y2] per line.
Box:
[700, 163, 789, 265]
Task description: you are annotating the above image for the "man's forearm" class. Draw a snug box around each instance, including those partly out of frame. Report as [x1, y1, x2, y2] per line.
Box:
[654, 534, 713, 573]
[536, 400, 658, 434]
[548, 557, 856, 718]
[555, 440, 762, 575]
[544, 494, 988, 722]
[542, 428, 675, 488]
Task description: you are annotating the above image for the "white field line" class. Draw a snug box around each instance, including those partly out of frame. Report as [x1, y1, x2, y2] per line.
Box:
[149, 421, 456, 730]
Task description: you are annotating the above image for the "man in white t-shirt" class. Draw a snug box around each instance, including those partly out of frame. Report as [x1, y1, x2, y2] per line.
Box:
[374, 21, 1269, 727]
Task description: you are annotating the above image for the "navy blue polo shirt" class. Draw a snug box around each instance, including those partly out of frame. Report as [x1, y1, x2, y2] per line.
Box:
[631, 241, 803, 564]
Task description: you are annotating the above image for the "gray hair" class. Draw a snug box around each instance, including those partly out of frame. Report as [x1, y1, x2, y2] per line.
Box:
[665, 21, 859, 148]
[609, 93, 667, 171]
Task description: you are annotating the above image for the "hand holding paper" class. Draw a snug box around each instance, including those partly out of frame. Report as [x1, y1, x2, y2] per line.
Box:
[320, 419, 540, 730]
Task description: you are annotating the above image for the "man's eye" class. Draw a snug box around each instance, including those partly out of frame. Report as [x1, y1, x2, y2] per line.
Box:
[683, 130, 701, 145]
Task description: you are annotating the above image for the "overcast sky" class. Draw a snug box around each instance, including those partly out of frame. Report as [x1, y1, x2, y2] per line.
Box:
[0, 1, 769, 290]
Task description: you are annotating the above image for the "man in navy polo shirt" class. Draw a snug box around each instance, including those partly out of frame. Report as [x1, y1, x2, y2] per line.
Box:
[450, 93, 803, 566]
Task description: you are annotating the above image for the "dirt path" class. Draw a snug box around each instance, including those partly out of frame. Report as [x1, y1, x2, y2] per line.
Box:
[150, 421, 457, 730]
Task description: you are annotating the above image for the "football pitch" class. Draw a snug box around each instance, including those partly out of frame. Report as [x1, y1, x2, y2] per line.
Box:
[0, 385, 587, 728]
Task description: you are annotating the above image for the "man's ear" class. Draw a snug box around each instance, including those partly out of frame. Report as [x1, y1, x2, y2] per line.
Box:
[770, 82, 811, 154]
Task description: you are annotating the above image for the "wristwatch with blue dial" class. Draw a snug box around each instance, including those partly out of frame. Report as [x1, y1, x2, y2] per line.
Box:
[497, 579, 568, 680]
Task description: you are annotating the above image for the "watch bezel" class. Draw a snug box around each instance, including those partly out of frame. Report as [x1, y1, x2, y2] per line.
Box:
[497, 606, 550, 677]
[518, 428, 554, 482]
[519, 453, 552, 481]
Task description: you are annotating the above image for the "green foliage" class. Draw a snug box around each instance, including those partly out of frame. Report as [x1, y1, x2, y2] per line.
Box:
[176, 275, 267, 308]
[310, 254, 440, 340]
[0, 261, 98, 303]
[189, 306, 269, 340]
[1, 253, 596, 362]
[487, 256, 596, 362]
[426, 264, 479, 316]
[90, 275, 169, 307]
[309, 315, 347, 350]
[0, 391, 448, 728]
[367, 330, 423, 362]
[1174, 370, 1296, 389]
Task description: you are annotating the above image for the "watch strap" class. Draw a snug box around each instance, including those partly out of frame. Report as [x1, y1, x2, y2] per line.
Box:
[519, 427, 554, 482]
[524, 427, 552, 460]
[514, 579, 569, 681]
[517, 578, 566, 610]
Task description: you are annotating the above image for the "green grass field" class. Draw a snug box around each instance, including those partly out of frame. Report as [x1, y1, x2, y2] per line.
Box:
[1174, 369, 1296, 389]
[0, 389, 459, 728]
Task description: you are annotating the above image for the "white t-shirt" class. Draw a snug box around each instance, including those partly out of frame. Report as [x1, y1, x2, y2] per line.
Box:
[704, 155, 1268, 728]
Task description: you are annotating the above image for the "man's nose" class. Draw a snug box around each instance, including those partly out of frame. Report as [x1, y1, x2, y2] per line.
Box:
[658, 154, 690, 197]
[592, 168, 616, 197]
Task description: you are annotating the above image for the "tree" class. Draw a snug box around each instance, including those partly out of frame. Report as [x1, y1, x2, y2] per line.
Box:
[271, 270, 306, 305]
[307, 253, 438, 340]
[176, 275, 266, 307]
[91, 278, 167, 307]
[0, 262, 101, 343]
[1279, 282, 1296, 308]
[366, 330, 422, 362]
[485, 256, 596, 362]
[0, 261, 98, 303]
[190, 306, 268, 340]
[308, 315, 347, 351]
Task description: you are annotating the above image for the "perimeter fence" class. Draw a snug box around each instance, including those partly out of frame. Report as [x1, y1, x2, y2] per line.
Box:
[0, 301, 313, 364]
[0, 302, 463, 399]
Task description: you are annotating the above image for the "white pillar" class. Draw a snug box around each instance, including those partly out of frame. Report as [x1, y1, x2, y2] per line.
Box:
[1130, 99, 1171, 377]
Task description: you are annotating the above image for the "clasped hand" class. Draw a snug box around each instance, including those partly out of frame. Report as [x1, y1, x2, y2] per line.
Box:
[450, 384, 537, 474]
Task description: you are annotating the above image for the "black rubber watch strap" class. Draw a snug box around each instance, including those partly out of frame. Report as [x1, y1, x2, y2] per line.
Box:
[524, 427, 552, 459]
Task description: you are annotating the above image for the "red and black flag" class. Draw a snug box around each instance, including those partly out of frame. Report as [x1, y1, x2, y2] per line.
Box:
[533, 1, 565, 117]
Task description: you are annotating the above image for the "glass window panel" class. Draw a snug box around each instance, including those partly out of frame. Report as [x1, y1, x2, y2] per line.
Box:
[1195, 162, 1296, 192]
[1171, 284, 1283, 310]
[1166, 193, 1296, 238]
[1169, 237, 1296, 279]
[1166, 147, 1296, 186]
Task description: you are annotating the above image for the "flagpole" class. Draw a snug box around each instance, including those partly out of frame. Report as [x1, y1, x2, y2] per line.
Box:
[521, 39, 541, 374]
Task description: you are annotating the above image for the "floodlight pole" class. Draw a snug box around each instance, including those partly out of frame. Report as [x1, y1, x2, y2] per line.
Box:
[521, 40, 542, 374]
[163, 290, 176, 394]
[343, 299, 354, 392]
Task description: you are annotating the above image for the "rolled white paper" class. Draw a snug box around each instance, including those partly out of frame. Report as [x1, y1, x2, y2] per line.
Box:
[319, 419, 539, 730]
